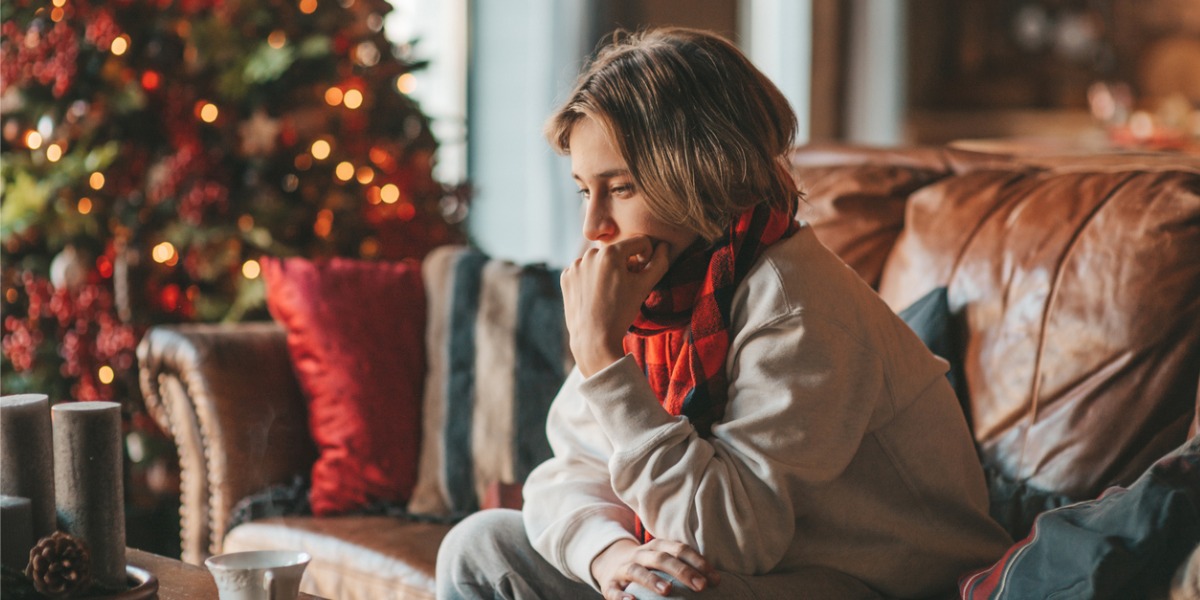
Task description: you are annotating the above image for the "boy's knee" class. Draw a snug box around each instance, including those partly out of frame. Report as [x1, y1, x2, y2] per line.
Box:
[437, 509, 527, 581]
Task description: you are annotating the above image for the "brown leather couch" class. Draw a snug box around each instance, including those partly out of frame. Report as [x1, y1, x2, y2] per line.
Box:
[137, 144, 1200, 599]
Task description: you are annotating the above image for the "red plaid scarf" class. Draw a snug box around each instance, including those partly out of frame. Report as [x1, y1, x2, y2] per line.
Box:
[623, 202, 798, 542]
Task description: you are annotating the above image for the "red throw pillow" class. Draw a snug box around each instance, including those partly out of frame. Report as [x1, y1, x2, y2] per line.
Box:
[262, 256, 426, 516]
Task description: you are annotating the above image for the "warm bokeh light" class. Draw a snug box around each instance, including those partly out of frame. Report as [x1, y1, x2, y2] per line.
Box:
[313, 209, 334, 237]
[111, 35, 130, 56]
[396, 73, 417, 94]
[200, 103, 219, 123]
[343, 89, 363, 109]
[299, 0, 317, 14]
[25, 131, 43, 149]
[366, 186, 382, 204]
[1130, 111, 1154, 140]
[5, 288, 17, 303]
[77, 197, 93, 214]
[397, 202, 416, 221]
[380, 183, 400, 204]
[268, 30, 287, 49]
[242, 260, 262, 279]
[50, 7, 64, 21]
[311, 139, 331, 160]
[152, 242, 177, 264]
[141, 70, 160, 90]
[325, 87, 344, 106]
[46, 144, 63, 162]
[89, 172, 105, 190]
[98, 366, 115, 385]
[359, 237, 379, 258]
[355, 166, 375, 184]
[238, 215, 255, 231]
[335, 161, 355, 181]
[294, 155, 313, 171]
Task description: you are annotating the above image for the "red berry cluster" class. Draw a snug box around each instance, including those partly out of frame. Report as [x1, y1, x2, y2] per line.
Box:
[1, 273, 138, 401]
[0, 19, 79, 98]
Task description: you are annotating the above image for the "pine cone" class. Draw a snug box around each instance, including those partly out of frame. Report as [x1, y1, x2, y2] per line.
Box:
[24, 532, 91, 599]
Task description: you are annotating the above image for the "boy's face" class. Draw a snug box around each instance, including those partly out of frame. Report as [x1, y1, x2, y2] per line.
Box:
[568, 117, 698, 266]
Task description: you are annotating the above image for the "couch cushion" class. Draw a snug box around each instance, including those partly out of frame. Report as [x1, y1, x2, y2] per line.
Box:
[222, 516, 452, 600]
[263, 257, 427, 516]
[408, 247, 573, 516]
[790, 146, 951, 288]
[878, 165, 1200, 504]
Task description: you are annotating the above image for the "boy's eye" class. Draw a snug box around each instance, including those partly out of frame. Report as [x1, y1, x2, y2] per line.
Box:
[577, 188, 591, 199]
[611, 185, 633, 196]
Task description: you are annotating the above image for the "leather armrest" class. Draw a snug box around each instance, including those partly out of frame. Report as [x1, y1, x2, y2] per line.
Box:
[137, 322, 317, 564]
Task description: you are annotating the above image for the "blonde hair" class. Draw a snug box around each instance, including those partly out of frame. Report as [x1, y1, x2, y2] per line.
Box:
[547, 27, 799, 242]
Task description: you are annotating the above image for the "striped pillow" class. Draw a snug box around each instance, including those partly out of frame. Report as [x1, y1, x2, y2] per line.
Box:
[407, 246, 574, 517]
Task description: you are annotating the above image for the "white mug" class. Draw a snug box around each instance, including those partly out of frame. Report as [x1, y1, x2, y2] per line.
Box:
[205, 550, 311, 600]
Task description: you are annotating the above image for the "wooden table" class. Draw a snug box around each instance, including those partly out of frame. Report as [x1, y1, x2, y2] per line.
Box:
[127, 548, 326, 599]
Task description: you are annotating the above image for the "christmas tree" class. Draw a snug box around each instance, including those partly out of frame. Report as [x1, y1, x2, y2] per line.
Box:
[1, 0, 465, 404]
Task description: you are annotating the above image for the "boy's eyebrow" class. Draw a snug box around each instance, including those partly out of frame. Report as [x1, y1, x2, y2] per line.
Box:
[572, 168, 632, 182]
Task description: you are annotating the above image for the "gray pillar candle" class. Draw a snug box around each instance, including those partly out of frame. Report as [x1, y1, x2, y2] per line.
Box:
[1, 495, 33, 569]
[0, 394, 56, 539]
[52, 401, 126, 588]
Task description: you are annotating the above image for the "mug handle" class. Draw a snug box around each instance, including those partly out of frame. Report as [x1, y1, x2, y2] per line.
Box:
[264, 570, 276, 600]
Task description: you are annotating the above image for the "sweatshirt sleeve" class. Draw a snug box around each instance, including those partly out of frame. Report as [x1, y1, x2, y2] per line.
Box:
[522, 369, 639, 590]
[579, 310, 888, 575]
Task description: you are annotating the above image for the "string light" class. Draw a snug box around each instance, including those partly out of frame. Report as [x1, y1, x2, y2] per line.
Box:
[77, 197, 93, 214]
[242, 259, 262, 279]
[335, 161, 354, 181]
[396, 73, 417, 94]
[5, 288, 17, 303]
[366, 186, 381, 204]
[141, 70, 160, 91]
[397, 202, 416, 221]
[98, 366, 115, 385]
[310, 139, 331, 160]
[325, 87, 344, 106]
[355, 166, 375, 184]
[111, 35, 130, 56]
[343, 89, 363, 109]
[52, 0, 66, 5]
[89, 172, 105, 190]
[46, 144, 63, 162]
[50, 7, 64, 21]
[199, 103, 219, 123]
[299, 0, 317, 14]
[313, 209, 334, 237]
[24, 131, 43, 149]
[380, 183, 400, 204]
[151, 242, 177, 264]
[268, 30, 287, 49]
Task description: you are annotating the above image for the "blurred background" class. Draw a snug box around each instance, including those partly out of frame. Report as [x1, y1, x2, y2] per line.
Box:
[2, 0, 1197, 557]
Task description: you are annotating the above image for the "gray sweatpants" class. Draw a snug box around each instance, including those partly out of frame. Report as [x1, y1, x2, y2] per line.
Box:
[435, 509, 880, 599]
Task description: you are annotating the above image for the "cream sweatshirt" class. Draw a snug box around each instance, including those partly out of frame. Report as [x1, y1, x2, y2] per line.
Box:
[522, 225, 1012, 598]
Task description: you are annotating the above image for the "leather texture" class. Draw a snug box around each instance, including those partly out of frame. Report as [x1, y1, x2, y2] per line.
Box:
[138, 144, 1200, 597]
[221, 516, 451, 600]
[137, 323, 317, 564]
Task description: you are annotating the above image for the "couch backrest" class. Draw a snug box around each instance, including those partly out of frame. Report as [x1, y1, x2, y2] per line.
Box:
[792, 145, 1200, 509]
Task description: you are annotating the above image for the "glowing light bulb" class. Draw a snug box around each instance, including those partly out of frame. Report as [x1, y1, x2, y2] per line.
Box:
[268, 30, 287, 49]
[98, 366, 115, 384]
[78, 197, 93, 214]
[111, 35, 130, 56]
[242, 259, 262, 279]
[89, 172, 105, 190]
[200, 103, 219, 123]
[325, 87, 344, 106]
[152, 242, 176, 263]
[299, 0, 317, 14]
[335, 161, 355, 181]
[380, 183, 400, 204]
[355, 166, 375, 184]
[343, 89, 363, 109]
[311, 140, 331, 160]
[396, 73, 417, 94]
[24, 131, 43, 149]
